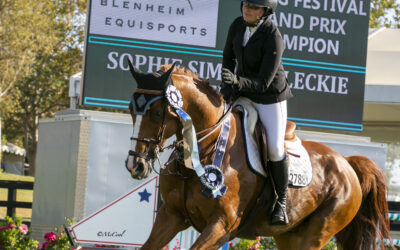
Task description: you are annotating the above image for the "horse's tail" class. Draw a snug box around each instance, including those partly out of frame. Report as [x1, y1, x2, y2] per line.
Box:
[335, 156, 392, 250]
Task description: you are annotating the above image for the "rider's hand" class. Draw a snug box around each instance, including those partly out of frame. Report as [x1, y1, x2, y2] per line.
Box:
[221, 68, 239, 85]
[220, 83, 239, 104]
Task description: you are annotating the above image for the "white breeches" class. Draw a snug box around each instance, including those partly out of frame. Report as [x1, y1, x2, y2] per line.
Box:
[253, 101, 287, 162]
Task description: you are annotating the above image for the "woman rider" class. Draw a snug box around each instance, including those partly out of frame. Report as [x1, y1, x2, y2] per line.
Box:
[220, 0, 293, 225]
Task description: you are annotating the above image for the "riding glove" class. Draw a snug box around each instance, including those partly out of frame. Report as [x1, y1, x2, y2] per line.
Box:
[221, 68, 239, 85]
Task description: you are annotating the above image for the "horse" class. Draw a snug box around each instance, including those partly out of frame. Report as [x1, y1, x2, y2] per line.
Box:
[125, 63, 392, 250]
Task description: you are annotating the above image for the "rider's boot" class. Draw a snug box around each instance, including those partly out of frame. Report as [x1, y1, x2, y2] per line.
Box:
[270, 155, 289, 225]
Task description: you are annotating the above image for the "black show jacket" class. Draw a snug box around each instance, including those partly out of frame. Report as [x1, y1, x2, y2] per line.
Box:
[222, 17, 293, 104]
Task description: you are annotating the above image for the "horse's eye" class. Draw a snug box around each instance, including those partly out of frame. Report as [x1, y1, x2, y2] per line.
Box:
[151, 110, 162, 119]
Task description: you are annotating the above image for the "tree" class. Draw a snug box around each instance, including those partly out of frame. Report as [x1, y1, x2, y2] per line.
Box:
[369, 0, 400, 28]
[0, 0, 85, 175]
[0, 0, 57, 98]
[0, 0, 43, 164]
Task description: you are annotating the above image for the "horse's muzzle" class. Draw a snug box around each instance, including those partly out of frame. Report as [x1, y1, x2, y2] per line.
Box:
[125, 154, 153, 180]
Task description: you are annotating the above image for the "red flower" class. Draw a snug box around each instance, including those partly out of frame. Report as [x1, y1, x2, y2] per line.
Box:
[38, 242, 49, 250]
[44, 232, 57, 242]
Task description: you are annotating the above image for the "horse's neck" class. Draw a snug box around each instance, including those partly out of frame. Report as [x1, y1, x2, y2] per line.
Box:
[179, 86, 225, 163]
[183, 86, 224, 134]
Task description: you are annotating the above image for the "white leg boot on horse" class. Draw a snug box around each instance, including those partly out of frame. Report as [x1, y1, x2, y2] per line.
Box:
[270, 155, 289, 225]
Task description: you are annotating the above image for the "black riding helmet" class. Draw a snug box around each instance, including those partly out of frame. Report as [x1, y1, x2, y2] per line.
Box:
[240, 0, 277, 16]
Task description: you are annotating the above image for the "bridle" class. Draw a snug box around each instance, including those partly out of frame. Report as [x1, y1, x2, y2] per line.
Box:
[126, 87, 232, 176]
[127, 89, 170, 170]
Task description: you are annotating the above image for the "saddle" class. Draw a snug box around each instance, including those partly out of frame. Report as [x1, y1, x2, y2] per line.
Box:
[252, 119, 297, 171]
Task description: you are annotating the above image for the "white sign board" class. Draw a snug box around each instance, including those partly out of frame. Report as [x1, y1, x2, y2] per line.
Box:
[89, 0, 220, 47]
[70, 176, 158, 247]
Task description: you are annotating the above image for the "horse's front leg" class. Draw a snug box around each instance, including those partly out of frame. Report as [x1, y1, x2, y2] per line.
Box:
[190, 217, 234, 250]
[141, 204, 189, 250]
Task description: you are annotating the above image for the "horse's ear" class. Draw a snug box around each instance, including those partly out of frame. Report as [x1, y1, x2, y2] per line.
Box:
[160, 62, 176, 87]
[127, 58, 143, 83]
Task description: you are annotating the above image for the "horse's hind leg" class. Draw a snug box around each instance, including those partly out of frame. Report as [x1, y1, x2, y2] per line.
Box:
[274, 223, 336, 250]
[274, 190, 362, 250]
[273, 223, 335, 250]
[141, 204, 189, 250]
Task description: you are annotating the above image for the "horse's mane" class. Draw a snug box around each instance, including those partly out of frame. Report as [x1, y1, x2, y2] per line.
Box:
[160, 64, 221, 98]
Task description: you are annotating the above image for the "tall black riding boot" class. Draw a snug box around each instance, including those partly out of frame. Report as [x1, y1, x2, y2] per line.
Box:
[270, 155, 289, 225]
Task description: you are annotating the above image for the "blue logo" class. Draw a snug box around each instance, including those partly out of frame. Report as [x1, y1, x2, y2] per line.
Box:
[138, 188, 152, 202]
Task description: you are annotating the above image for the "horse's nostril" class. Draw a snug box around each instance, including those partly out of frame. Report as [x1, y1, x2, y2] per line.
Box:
[136, 162, 144, 173]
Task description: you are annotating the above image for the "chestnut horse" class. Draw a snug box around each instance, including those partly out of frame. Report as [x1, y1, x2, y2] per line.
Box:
[125, 64, 391, 250]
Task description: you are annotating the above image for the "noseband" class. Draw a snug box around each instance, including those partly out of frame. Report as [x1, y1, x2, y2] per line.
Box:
[128, 131, 165, 162]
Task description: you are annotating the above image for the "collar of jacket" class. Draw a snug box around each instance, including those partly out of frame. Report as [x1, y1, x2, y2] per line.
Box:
[240, 17, 270, 35]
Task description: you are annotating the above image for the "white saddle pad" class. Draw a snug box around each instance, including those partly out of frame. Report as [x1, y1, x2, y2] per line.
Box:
[234, 98, 267, 177]
[234, 98, 313, 187]
[286, 138, 313, 187]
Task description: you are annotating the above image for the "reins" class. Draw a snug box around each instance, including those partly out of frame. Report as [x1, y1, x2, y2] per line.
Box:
[197, 105, 232, 143]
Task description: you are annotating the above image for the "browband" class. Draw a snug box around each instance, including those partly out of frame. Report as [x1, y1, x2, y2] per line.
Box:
[135, 88, 163, 95]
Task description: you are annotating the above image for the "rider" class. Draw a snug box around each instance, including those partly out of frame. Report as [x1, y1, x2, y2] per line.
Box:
[220, 0, 293, 225]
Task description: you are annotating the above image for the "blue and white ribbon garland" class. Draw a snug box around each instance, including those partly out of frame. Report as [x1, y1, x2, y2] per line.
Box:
[166, 85, 229, 199]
